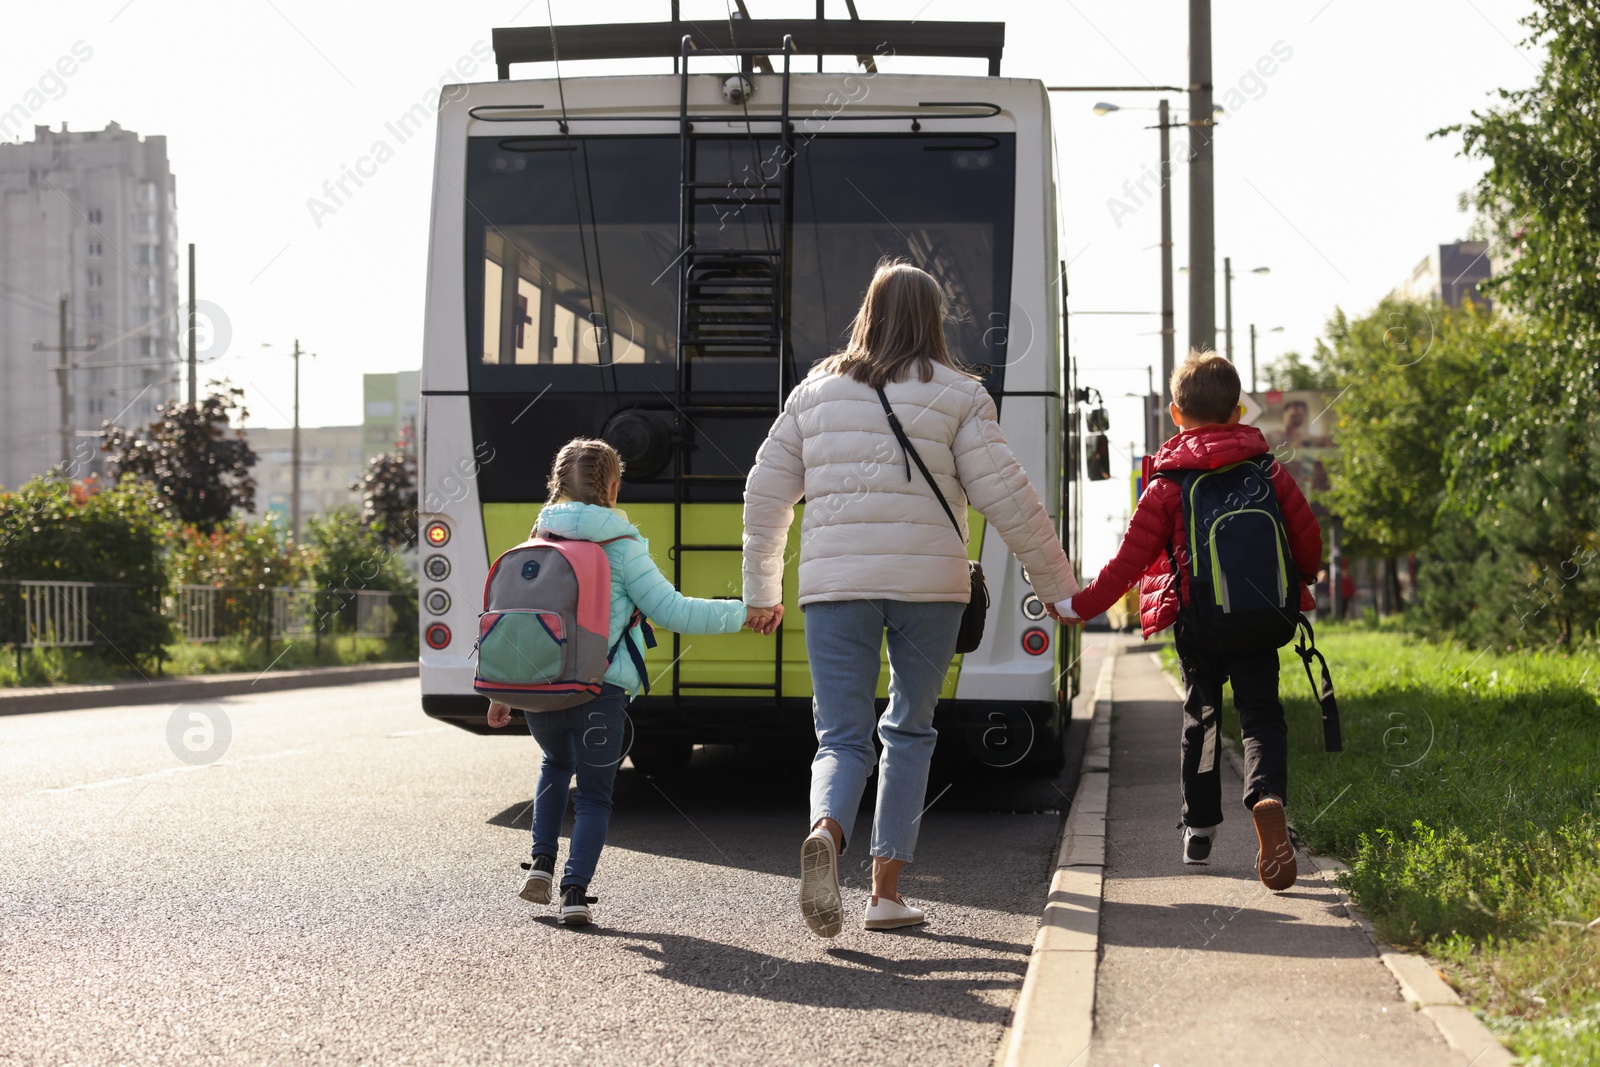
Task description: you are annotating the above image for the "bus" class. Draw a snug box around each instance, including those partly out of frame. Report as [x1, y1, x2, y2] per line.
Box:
[416, 14, 1084, 775]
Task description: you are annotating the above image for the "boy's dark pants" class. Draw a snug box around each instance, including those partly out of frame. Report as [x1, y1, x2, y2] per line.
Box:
[1173, 623, 1289, 827]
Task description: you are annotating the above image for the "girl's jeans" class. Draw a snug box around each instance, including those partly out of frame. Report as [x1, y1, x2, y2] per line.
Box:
[803, 599, 965, 862]
[523, 684, 629, 890]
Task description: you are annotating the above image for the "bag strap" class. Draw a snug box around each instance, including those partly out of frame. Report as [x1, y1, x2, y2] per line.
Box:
[607, 608, 657, 696]
[1293, 614, 1342, 752]
[876, 387, 963, 540]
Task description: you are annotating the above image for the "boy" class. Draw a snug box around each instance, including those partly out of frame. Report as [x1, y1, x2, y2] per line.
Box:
[1057, 352, 1322, 890]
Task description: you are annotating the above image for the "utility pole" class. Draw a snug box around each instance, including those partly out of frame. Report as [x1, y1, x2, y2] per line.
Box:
[187, 243, 197, 406]
[1188, 0, 1216, 356]
[1249, 322, 1258, 393]
[1158, 98, 1176, 440]
[290, 339, 302, 541]
[1223, 256, 1234, 361]
[58, 296, 70, 467]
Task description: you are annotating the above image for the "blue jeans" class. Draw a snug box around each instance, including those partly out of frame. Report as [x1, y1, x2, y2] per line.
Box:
[523, 685, 629, 890]
[804, 599, 965, 862]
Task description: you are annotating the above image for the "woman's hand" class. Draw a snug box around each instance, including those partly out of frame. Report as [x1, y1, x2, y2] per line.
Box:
[745, 604, 785, 635]
[486, 701, 512, 729]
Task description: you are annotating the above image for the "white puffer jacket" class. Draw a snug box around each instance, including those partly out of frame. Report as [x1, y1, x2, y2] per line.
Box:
[742, 362, 1078, 608]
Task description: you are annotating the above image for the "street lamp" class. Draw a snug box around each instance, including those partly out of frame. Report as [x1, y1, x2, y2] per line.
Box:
[262, 340, 311, 541]
[1222, 260, 1271, 363]
[1248, 324, 1286, 393]
[1094, 98, 1186, 439]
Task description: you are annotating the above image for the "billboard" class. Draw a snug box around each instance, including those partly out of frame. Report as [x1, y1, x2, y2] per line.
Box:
[1246, 389, 1338, 519]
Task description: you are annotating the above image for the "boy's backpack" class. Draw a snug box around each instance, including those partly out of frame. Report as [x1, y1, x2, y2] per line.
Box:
[472, 533, 655, 712]
[1159, 455, 1298, 655]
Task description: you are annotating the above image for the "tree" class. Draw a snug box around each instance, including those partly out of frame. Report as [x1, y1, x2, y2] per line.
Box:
[1316, 299, 1488, 562]
[1437, 1, 1600, 519]
[101, 387, 258, 533]
[1261, 349, 1337, 391]
[353, 427, 416, 549]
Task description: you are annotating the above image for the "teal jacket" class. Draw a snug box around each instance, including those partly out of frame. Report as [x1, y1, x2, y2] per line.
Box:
[534, 502, 746, 697]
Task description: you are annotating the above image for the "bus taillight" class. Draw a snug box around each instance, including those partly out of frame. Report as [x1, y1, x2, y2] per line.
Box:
[425, 521, 451, 547]
[425, 623, 452, 650]
[1021, 628, 1049, 656]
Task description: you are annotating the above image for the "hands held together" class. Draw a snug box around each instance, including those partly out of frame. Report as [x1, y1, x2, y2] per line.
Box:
[744, 604, 784, 635]
[1046, 599, 1086, 626]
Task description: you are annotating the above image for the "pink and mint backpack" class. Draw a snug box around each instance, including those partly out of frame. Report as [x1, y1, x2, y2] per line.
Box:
[473, 533, 654, 712]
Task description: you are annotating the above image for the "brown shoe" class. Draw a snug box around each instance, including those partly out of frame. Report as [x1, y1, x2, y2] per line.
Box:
[1251, 796, 1297, 891]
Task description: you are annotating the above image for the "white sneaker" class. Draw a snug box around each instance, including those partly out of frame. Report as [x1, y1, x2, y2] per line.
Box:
[863, 894, 926, 931]
[799, 828, 844, 938]
[1182, 825, 1218, 865]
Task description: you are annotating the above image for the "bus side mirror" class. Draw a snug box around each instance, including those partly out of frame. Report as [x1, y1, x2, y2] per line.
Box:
[1085, 434, 1111, 481]
[1085, 406, 1111, 433]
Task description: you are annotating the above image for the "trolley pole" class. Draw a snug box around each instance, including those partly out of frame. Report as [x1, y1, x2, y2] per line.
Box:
[1158, 98, 1176, 439]
[58, 295, 70, 467]
[290, 339, 302, 542]
[187, 243, 197, 406]
[1188, 0, 1216, 356]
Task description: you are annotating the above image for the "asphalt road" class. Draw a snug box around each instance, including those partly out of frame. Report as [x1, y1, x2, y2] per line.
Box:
[0, 638, 1107, 1066]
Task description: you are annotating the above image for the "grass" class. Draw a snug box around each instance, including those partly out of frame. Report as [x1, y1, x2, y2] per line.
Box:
[0, 635, 415, 687]
[1163, 621, 1600, 1065]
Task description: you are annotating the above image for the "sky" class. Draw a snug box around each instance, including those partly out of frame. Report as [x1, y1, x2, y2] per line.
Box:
[2, 0, 1542, 571]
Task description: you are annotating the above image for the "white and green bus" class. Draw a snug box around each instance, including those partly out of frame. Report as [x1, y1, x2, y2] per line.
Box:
[416, 14, 1085, 774]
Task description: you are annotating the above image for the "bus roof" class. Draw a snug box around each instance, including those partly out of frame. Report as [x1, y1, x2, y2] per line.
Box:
[492, 16, 1007, 79]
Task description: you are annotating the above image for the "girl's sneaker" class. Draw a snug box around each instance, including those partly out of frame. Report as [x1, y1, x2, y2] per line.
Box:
[519, 854, 555, 904]
[559, 885, 598, 926]
[1182, 825, 1217, 865]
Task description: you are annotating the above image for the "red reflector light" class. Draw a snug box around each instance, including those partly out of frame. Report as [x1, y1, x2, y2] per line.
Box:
[425, 623, 451, 649]
[425, 521, 451, 547]
[1021, 627, 1049, 656]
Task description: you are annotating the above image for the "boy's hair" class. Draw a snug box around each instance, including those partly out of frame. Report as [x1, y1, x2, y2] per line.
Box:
[546, 438, 623, 506]
[1170, 350, 1241, 425]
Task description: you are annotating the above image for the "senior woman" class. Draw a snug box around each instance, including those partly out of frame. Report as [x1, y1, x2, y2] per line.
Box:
[742, 260, 1078, 937]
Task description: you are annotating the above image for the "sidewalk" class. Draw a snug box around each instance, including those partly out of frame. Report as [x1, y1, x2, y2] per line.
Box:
[0, 661, 417, 716]
[1091, 647, 1476, 1066]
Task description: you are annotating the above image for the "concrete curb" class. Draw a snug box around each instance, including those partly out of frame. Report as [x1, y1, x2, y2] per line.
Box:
[995, 642, 1117, 1067]
[1156, 654, 1516, 1067]
[0, 661, 419, 716]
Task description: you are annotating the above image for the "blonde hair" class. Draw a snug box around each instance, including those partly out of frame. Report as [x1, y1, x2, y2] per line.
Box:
[817, 259, 975, 389]
[546, 438, 623, 506]
[1170, 349, 1241, 425]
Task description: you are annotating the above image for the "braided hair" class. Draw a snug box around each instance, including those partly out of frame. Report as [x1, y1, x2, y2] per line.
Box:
[546, 437, 624, 507]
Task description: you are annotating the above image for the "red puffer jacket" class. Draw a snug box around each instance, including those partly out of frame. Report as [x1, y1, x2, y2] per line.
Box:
[1071, 424, 1322, 638]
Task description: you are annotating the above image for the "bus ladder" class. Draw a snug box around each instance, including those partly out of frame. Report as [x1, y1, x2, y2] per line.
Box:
[668, 33, 796, 704]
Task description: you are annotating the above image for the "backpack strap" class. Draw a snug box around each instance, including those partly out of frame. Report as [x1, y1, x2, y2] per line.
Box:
[607, 608, 657, 696]
[1293, 614, 1342, 752]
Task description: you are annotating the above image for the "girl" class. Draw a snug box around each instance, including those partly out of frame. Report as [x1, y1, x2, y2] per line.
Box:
[742, 260, 1078, 936]
[487, 438, 764, 926]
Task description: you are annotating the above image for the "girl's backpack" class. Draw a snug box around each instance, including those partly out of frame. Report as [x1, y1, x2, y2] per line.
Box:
[1159, 455, 1298, 655]
[473, 533, 654, 712]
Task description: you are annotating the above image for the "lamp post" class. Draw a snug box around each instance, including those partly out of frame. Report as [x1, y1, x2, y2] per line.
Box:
[1222, 261, 1271, 363]
[262, 340, 310, 541]
[1249, 324, 1285, 393]
[1188, 0, 1215, 360]
[1094, 99, 1205, 440]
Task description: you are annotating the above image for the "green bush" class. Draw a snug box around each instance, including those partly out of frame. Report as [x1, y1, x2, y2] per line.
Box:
[0, 475, 172, 667]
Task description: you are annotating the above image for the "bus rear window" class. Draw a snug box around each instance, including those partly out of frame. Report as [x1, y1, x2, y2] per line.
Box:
[463, 133, 1016, 392]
